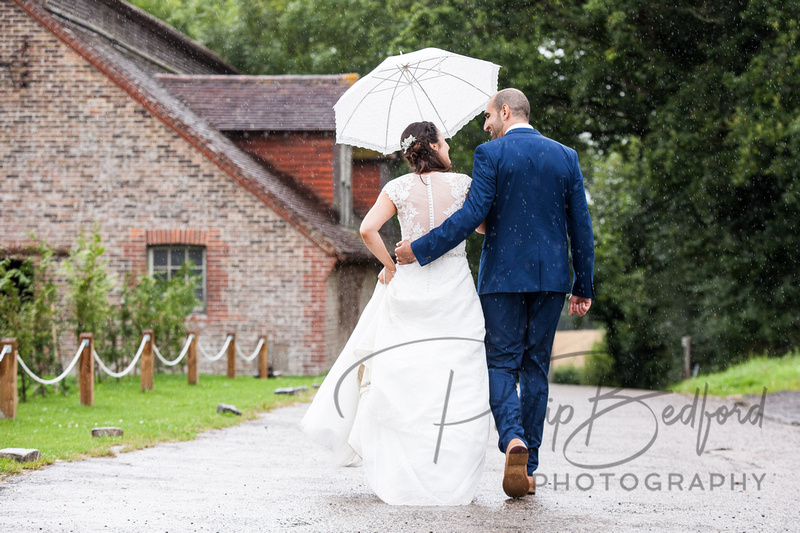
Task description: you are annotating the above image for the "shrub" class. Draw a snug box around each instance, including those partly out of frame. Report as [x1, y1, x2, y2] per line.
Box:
[551, 365, 582, 385]
[580, 344, 619, 387]
[0, 240, 60, 399]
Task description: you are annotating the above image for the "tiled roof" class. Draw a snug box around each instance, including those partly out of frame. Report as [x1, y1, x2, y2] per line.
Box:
[155, 74, 358, 131]
[15, 0, 369, 260]
[41, 0, 238, 75]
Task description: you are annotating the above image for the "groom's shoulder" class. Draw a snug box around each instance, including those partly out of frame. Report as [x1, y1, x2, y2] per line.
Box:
[519, 131, 579, 160]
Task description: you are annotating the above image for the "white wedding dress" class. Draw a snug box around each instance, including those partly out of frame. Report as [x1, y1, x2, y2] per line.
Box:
[300, 171, 490, 506]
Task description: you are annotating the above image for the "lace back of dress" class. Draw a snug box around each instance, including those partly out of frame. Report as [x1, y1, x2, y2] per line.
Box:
[384, 173, 470, 253]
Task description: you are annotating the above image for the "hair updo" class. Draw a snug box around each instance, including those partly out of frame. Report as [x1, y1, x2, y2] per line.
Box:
[399, 121, 451, 175]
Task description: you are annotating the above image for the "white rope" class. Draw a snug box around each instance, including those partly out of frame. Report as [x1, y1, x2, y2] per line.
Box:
[237, 338, 264, 362]
[197, 341, 213, 359]
[93, 335, 150, 379]
[199, 335, 232, 362]
[0, 344, 10, 364]
[154, 334, 194, 367]
[16, 339, 88, 385]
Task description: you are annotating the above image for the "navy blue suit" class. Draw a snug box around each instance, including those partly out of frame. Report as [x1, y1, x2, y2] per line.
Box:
[411, 126, 595, 474]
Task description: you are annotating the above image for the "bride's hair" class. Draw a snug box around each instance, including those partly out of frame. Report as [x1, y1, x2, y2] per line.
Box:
[400, 121, 452, 175]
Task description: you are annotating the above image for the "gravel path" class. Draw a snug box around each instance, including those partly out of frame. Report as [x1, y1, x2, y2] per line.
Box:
[1, 384, 798, 532]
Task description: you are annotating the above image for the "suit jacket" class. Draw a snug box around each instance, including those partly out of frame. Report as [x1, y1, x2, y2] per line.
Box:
[410, 127, 595, 298]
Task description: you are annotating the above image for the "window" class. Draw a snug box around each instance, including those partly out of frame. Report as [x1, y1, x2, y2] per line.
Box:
[148, 246, 206, 312]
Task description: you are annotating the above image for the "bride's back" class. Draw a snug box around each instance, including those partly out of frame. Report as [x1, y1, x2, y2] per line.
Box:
[383, 172, 471, 245]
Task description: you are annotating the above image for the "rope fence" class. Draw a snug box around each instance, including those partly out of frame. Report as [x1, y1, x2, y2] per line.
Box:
[199, 335, 232, 362]
[17, 339, 89, 386]
[94, 335, 150, 379]
[154, 334, 194, 367]
[0, 331, 270, 419]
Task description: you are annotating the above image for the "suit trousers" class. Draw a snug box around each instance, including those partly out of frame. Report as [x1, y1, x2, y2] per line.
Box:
[480, 291, 565, 475]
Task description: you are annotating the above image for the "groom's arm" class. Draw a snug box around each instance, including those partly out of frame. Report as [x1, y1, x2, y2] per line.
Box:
[565, 149, 596, 299]
[409, 145, 497, 266]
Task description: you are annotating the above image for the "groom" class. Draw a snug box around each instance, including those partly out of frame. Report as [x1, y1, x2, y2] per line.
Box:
[395, 88, 595, 498]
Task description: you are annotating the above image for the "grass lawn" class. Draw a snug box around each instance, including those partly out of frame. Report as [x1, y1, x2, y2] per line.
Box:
[670, 350, 800, 396]
[0, 373, 318, 476]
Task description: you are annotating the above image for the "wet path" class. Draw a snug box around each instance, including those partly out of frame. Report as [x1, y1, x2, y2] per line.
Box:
[1, 384, 798, 532]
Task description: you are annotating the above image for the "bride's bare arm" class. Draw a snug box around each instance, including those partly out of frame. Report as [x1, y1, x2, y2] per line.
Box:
[360, 192, 398, 283]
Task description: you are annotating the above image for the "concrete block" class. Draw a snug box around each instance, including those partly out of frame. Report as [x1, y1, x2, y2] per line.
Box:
[91, 427, 123, 438]
[0, 448, 40, 462]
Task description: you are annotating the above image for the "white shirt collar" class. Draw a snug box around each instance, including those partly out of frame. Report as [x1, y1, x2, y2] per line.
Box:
[505, 123, 534, 133]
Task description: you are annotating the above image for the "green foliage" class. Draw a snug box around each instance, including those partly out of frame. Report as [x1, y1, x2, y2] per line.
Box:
[0, 241, 60, 400]
[551, 365, 582, 385]
[670, 349, 800, 396]
[589, 0, 800, 386]
[0, 373, 317, 475]
[580, 345, 619, 387]
[110, 265, 200, 369]
[60, 227, 115, 342]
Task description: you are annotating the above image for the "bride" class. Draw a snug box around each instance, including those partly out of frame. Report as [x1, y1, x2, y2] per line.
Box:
[300, 121, 490, 506]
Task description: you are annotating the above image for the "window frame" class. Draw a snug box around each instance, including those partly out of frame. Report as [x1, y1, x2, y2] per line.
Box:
[147, 245, 207, 313]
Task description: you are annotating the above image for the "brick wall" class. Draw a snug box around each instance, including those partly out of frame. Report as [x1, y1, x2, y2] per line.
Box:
[0, 1, 365, 376]
[232, 132, 335, 208]
[352, 160, 385, 217]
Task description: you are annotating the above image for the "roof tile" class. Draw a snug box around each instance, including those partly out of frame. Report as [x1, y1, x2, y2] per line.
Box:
[156, 75, 357, 131]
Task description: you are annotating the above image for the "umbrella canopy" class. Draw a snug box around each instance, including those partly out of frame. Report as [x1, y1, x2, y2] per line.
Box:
[334, 48, 500, 154]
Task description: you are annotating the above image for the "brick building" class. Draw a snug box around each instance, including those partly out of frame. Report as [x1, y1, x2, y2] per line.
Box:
[0, 0, 391, 375]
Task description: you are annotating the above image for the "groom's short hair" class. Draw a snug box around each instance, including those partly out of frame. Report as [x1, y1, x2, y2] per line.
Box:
[493, 88, 530, 121]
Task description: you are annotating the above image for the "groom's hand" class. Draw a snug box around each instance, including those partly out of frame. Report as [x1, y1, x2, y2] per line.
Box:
[394, 240, 418, 265]
[568, 295, 592, 317]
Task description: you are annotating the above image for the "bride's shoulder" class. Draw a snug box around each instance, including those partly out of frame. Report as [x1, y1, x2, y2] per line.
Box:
[382, 173, 415, 201]
[442, 172, 472, 186]
[382, 173, 414, 190]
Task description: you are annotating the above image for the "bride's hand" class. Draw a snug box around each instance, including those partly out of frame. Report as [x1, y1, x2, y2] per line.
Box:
[378, 266, 396, 284]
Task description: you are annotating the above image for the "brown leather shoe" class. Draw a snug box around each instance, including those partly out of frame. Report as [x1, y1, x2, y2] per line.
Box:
[528, 475, 536, 495]
[503, 438, 529, 498]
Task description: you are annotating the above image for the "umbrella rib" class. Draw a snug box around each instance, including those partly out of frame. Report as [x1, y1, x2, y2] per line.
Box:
[404, 66, 452, 137]
[406, 64, 496, 97]
[339, 74, 400, 137]
[408, 61, 427, 122]
[406, 72, 424, 122]
[384, 65, 410, 150]
[409, 57, 448, 83]
[371, 56, 442, 76]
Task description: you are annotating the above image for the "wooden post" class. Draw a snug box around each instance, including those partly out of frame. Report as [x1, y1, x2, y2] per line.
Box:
[227, 333, 236, 379]
[682, 336, 692, 380]
[258, 336, 268, 379]
[141, 330, 154, 391]
[79, 333, 94, 407]
[187, 331, 198, 385]
[0, 338, 18, 419]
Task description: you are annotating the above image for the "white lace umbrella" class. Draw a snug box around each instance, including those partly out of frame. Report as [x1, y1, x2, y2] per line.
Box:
[334, 48, 500, 154]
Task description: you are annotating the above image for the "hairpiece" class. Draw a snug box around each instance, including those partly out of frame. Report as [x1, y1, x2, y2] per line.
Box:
[401, 135, 416, 153]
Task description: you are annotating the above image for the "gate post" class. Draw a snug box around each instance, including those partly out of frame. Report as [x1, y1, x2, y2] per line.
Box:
[187, 331, 198, 385]
[141, 330, 154, 391]
[79, 333, 94, 406]
[258, 336, 268, 379]
[227, 333, 236, 379]
[0, 338, 18, 419]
